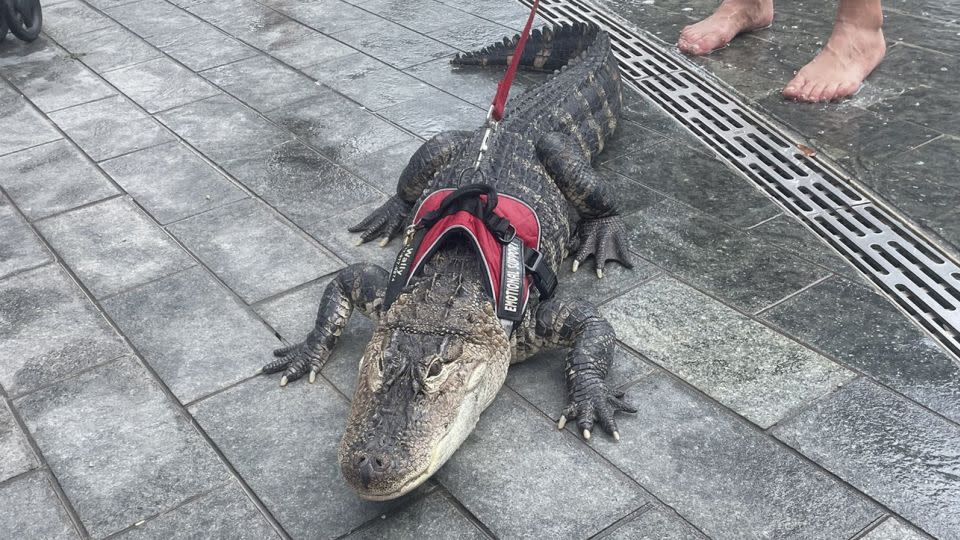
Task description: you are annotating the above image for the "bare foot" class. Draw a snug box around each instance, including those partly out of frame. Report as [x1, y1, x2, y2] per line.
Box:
[677, 0, 774, 56]
[783, 20, 886, 102]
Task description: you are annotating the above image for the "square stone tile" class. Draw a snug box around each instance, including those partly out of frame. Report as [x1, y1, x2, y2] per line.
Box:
[0, 140, 119, 220]
[763, 276, 960, 424]
[379, 89, 484, 138]
[168, 199, 342, 303]
[333, 21, 454, 70]
[305, 53, 436, 111]
[553, 253, 660, 306]
[0, 197, 52, 279]
[436, 390, 646, 538]
[49, 95, 176, 161]
[868, 85, 960, 139]
[402, 56, 504, 109]
[359, 0, 472, 33]
[189, 376, 406, 538]
[587, 372, 882, 538]
[100, 142, 246, 225]
[308, 200, 403, 270]
[747, 214, 861, 280]
[157, 94, 295, 163]
[0, 85, 60, 157]
[603, 142, 780, 228]
[15, 357, 231, 538]
[102, 266, 280, 403]
[0, 472, 78, 539]
[772, 378, 960, 539]
[40, 0, 114, 40]
[201, 55, 326, 113]
[266, 93, 412, 164]
[54, 25, 162, 73]
[598, 119, 670, 164]
[2, 39, 116, 112]
[866, 136, 960, 222]
[103, 57, 220, 113]
[253, 277, 375, 398]
[862, 517, 928, 540]
[605, 507, 704, 540]
[221, 140, 381, 230]
[115, 481, 279, 540]
[622, 199, 831, 313]
[0, 265, 128, 396]
[37, 197, 195, 298]
[427, 17, 520, 52]
[105, 0, 202, 40]
[603, 276, 852, 427]
[265, 0, 374, 35]
[0, 401, 37, 482]
[338, 137, 423, 194]
[159, 28, 257, 72]
[347, 490, 486, 539]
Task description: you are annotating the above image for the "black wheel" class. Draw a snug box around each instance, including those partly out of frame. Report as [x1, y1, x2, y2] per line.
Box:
[3, 0, 42, 42]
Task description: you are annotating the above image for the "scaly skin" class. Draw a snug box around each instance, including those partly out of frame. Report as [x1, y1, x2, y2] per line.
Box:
[263, 23, 638, 501]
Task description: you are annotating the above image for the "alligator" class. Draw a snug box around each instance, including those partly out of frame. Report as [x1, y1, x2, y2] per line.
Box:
[261, 22, 638, 501]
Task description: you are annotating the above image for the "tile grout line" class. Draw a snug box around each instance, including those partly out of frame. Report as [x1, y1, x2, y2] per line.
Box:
[753, 273, 834, 316]
[99, 479, 235, 539]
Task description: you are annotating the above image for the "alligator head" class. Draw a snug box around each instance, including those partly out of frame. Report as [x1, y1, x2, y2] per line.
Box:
[338, 271, 511, 500]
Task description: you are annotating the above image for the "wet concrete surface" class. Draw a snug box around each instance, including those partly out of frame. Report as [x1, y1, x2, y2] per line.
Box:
[0, 0, 958, 538]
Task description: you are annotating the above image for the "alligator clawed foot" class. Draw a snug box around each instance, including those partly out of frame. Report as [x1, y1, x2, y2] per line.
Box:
[558, 386, 636, 442]
[349, 196, 413, 246]
[260, 340, 329, 387]
[572, 216, 633, 278]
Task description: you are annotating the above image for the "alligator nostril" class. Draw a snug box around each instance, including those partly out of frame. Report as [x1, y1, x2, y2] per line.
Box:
[372, 455, 391, 471]
[356, 455, 368, 467]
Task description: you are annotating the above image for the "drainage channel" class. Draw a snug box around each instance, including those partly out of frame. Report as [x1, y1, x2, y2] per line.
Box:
[516, 0, 960, 361]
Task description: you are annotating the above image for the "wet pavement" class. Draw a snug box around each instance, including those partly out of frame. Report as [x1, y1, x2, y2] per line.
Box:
[0, 0, 958, 538]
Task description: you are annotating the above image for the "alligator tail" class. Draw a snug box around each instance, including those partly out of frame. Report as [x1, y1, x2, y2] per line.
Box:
[450, 22, 600, 72]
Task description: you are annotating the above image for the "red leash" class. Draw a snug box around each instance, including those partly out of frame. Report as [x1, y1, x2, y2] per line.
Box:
[473, 0, 540, 170]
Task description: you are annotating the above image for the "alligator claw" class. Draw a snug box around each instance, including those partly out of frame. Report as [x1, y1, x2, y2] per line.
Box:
[572, 216, 633, 278]
[349, 196, 412, 245]
[557, 415, 568, 430]
[561, 386, 636, 441]
[261, 339, 330, 388]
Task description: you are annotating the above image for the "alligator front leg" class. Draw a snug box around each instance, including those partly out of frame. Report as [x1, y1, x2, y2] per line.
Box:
[528, 298, 637, 441]
[536, 132, 633, 278]
[350, 130, 473, 245]
[260, 263, 389, 386]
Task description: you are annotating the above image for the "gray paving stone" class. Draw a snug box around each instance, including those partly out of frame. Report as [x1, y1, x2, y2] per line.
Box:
[1, 38, 116, 112]
[100, 142, 246, 225]
[746, 214, 861, 280]
[772, 378, 960, 539]
[304, 53, 436, 111]
[339, 137, 423, 194]
[597, 119, 670, 163]
[862, 517, 928, 540]
[309, 200, 403, 270]
[379, 89, 484, 138]
[36, 197, 195, 298]
[201, 55, 326, 113]
[348, 491, 486, 540]
[265, 0, 376, 35]
[0, 140, 119, 220]
[102, 266, 279, 403]
[0, 84, 60, 157]
[105, 0, 202, 40]
[606, 507, 705, 540]
[41, 0, 114, 40]
[102, 57, 220, 113]
[602, 276, 852, 428]
[266, 93, 412, 165]
[189, 376, 405, 539]
[168, 199, 342, 303]
[427, 17, 520, 52]
[763, 276, 960, 424]
[866, 136, 960, 223]
[54, 25, 162, 73]
[49, 95, 176, 161]
[436, 390, 645, 538]
[221, 140, 380, 230]
[253, 277, 374, 398]
[554, 254, 659, 305]
[402, 56, 504, 109]
[0, 472, 79, 540]
[507, 345, 655, 423]
[333, 21, 454, 70]
[0, 197, 52, 279]
[603, 142, 779, 228]
[0, 401, 37, 482]
[588, 372, 882, 538]
[115, 481, 279, 540]
[15, 357, 230, 538]
[359, 0, 472, 33]
[622, 199, 830, 313]
[159, 28, 257, 72]
[0, 265, 128, 396]
[157, 94, 295, 163]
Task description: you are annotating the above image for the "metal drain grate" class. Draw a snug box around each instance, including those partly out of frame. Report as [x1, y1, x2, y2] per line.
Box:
[518, 0, 960, 360]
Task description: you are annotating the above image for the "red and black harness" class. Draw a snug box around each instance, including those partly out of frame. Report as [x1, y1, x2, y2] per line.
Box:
[383, 184, 558, 332]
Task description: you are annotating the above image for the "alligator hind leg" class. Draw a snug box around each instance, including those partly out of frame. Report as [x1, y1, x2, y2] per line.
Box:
[261, 263, 389, 386]
[525, 298, 637, 441]
[536, 132, 633, 278]
[350, 130, 473, 245]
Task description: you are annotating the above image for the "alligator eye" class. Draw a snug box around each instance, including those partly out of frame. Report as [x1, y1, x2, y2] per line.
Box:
[426, 356, 443, 379]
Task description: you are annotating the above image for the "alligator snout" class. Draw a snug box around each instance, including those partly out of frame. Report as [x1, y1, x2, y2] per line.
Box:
[355, 452, 393, 487]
